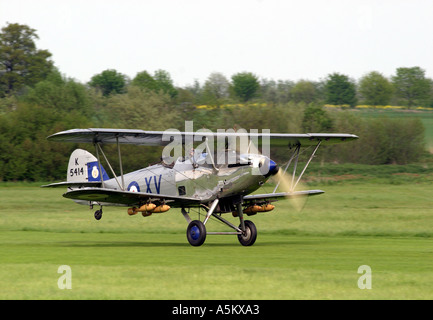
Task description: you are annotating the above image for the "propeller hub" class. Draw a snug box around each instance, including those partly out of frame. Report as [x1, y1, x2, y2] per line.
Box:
[268, 159, 279, 176]
[261, 158, 279, 177]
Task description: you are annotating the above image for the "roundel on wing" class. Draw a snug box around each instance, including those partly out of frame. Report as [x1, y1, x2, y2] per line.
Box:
[127, 181, 140, 192]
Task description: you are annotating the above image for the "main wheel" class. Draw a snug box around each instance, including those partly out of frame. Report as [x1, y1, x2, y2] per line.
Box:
[94, 209, 102, 220]
[238, 220, 257, 246]
[187, 220, 207, 246]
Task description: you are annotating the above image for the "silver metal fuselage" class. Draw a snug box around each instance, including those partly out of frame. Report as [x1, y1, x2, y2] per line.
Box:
[102, 152, 272, 204]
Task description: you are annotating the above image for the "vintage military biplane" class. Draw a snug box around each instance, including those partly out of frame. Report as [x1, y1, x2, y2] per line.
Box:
[44, 128, 357, 246]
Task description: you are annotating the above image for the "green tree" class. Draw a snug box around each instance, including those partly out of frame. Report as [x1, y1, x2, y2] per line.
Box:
[132, 69, 177, 98]
[0, 23, 53, 95]
[202, 72, 230, 106]
[324, 73, 357, 107]
[102, 86, 179, 128]
[181, 79, 203, 105]
[131, 70, 157, 90]
[392, 66, 431, 107]
[153, 69, 178, 98]
[358, 71, 393, 106]
[291, 80, 320, 103]
[89, 69, 127, 96]
[0, 101, 91, 181]
[302, 104, 333, 132]
[100, 87, 181, 172]
[231, 72, 260, 102]
[329, 112, 425, 165]
[24, 69, 93, 116]
[260, 79, 294, 104]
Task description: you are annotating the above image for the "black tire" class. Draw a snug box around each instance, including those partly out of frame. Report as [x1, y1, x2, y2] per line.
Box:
[238, 220, 257, 246]
[186, 220, 207, 246]
[94, 209, 102, 220]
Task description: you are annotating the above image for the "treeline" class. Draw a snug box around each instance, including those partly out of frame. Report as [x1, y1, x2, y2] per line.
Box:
[0, 23, 427, 181]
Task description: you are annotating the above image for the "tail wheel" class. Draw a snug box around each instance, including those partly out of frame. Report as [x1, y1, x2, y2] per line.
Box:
[94, 209, 102, 220]
[186, 220, 206, 246]
[238, 220, 257, 246]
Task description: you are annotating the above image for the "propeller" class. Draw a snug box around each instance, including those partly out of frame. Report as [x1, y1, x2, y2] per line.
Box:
[270, 167, 309, 213]
[241, 135, 309, 213]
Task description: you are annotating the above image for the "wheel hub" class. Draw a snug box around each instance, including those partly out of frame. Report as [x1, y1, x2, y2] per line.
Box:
[190, 225, 200, 240]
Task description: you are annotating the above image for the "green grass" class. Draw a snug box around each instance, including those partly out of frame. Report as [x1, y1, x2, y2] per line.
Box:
[1, 174, 433, 299]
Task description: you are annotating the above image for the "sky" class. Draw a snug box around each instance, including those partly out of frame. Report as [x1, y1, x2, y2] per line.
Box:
[1, 0, 433, 87]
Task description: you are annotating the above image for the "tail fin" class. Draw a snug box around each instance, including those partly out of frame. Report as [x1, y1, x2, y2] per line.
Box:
[42, 149, 109, 188]
[67, 149, 109, 183]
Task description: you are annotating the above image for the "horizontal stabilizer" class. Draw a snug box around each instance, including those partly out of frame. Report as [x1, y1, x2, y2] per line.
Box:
[41, 181, 101, 188]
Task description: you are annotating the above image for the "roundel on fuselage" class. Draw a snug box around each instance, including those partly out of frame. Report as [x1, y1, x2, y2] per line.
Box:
[127, 181, 140, 192]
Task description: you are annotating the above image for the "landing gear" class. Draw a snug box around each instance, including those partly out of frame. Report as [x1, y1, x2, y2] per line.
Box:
[94, 208, 103, 220]
[186, 220, 206, 246]
[183, 199, 258, 247]
[237, 220, 257, 246]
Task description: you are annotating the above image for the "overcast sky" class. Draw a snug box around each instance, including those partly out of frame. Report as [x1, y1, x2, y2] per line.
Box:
[1, 0, 432, 87]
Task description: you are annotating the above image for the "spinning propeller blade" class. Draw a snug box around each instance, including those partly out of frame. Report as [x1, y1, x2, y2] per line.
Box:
[270, 168, 308, 212]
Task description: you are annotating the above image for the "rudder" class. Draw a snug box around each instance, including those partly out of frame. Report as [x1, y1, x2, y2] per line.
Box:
[67, 149, 109, 183]
[42, 149, 109, 188]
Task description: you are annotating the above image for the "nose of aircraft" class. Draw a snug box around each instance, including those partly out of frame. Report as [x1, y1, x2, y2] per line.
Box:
[260, 158, 279, 177]
[269, 159, 278, 175]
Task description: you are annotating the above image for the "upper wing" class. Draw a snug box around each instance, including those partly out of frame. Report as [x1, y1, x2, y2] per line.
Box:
[48, 128, 170, 146]
[47, 128, 358, 147]
[62, 188, 201, 207]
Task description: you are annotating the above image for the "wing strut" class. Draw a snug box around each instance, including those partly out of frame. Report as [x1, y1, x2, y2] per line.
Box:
[293, 140, 321, 191]
[94, 142, 106, 189]
[273, 140, 322, 193]
[205, 137, 219, 172]
[94, 139, 126, 191]
[117, 137, 125, 191]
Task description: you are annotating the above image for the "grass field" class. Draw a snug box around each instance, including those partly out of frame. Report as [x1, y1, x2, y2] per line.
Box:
[1, 169, 433, 300]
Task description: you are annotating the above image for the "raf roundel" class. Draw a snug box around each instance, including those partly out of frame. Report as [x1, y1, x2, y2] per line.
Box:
[128, 181, 140, 193]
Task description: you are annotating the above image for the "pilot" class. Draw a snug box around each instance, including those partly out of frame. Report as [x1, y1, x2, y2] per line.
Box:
[189, 148, 199, 168]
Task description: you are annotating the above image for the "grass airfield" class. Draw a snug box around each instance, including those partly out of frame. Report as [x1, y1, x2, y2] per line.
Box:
[1, 173, 433, 300]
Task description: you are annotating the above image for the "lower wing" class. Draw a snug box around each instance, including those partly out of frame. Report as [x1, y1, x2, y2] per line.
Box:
[63, 188, 323, 209]
[63, 188, 201, 207]
[243, 190, 324, 203]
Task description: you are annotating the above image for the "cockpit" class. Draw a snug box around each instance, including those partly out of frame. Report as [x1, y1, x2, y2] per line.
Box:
[167, 148, 278, 177]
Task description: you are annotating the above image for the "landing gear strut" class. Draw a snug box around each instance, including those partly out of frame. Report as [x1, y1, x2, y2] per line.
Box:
[184, 199, 258, 246]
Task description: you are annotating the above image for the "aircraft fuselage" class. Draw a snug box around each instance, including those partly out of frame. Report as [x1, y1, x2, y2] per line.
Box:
[102, 152, 276, 204]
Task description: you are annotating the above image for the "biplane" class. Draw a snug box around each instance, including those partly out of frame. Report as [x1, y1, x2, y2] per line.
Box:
[44, 128, 357, 246]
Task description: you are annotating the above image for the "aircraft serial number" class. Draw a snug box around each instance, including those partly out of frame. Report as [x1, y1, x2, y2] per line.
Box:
[70, 167, 84, 177]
